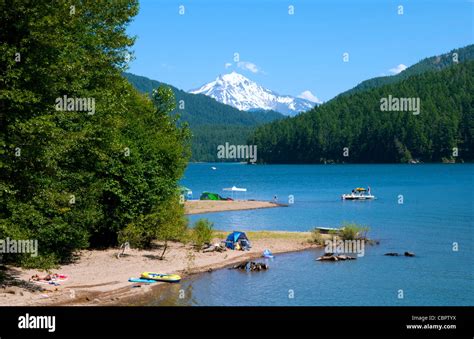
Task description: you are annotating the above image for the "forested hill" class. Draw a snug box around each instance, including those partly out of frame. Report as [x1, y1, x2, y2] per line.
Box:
[338, 45, 474, 98]
[250, 60, 473, 164]
[123, 72, 284, 161]
[123, 73, 283, 126]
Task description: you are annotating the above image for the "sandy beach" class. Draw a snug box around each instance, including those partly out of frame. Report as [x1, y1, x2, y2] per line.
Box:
[184, 200, 285, 215]
[0, 231, 323, 306]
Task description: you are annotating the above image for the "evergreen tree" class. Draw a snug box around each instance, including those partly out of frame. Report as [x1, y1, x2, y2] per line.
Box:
[0, 0, 190, 267]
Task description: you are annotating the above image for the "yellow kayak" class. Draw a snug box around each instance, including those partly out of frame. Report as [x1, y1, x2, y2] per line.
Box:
[140, 272, 181, 283]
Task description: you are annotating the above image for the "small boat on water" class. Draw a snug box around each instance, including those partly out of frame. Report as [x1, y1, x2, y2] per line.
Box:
[341, 187, 375, 200]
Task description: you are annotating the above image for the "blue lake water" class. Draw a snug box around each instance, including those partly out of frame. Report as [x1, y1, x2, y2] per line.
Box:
[153, 163, 473, 306]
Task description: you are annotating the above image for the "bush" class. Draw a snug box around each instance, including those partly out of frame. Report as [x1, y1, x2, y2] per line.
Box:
[310, 229, 325, 245]
[192, 219, 214, 248]
[118, 194, 188, 251]
[340, 223, 370, 240]
[117, 216, 151, 249]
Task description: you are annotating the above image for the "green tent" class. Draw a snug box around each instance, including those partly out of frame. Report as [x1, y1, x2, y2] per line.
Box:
[200, 192, 222, 200]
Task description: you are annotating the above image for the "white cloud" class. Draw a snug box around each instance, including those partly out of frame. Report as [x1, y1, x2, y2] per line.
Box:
[237, 61, 261, 73]
[224, 62, 232, 69]
[298, 90, 322, 104]
[388, 64, 407, 74]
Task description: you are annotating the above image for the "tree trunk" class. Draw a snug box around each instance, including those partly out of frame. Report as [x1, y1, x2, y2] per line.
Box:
[160, 241, 168, 260]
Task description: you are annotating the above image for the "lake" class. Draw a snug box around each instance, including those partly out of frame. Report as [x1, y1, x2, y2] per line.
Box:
[149, 163, 473, 306]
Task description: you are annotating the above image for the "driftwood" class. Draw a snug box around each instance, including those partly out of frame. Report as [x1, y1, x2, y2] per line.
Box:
[316, 253, 356, 261]
[232, 261, 268, 271]
[202, 244, 226, 253]
[116, 242, 130, 259]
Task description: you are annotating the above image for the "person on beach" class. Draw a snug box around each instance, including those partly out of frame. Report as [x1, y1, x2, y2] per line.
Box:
[30, 273, 59, 282]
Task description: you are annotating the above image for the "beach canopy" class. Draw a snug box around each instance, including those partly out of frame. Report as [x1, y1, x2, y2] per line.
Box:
[222, 186, 247, 200]
[225, 231, 249, 249]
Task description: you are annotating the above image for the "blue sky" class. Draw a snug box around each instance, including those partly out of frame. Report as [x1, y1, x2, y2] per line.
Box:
[126, 0, 473, 101]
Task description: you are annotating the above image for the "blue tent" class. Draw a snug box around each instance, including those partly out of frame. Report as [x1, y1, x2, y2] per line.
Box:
[225, 231, 249, 250]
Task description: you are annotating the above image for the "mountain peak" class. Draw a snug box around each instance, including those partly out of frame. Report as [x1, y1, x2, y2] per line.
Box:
[217, 71, 249, 83]
[190, 73, 317, 116]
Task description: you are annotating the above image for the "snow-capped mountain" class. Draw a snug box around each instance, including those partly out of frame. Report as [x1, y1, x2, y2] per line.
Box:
[189, 72, 318, 116]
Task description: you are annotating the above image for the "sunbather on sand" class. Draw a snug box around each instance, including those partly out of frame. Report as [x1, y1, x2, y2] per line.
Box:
[30, 273, 59, 282]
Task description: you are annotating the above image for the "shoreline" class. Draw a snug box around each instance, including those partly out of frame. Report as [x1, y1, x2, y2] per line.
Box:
[0, 231, 324, 306]
[111, 244, 321, 307]
[184, 200, 286, 215]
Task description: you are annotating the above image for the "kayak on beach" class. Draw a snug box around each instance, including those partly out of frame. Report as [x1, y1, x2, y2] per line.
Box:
[128, 278, 158, 284]
[141, 272, 182, 283]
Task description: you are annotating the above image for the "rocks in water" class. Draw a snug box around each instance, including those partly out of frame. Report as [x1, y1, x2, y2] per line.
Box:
[232, 261, 268, 271]
[337, 255, 356, 260]
[316, 253, 356, 261]
[250, 262, 268, 271]
[321, 255, 338, 261]
[368, 239, 380, 245]
[384, 251, 415, 257]
[232, 262, 247, 269]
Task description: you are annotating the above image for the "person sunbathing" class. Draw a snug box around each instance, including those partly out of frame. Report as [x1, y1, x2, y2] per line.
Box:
[30, 273, 59, 281]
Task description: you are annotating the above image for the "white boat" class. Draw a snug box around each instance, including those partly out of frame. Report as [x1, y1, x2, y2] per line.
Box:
[341, 187, 375, 200]
[315, 227, 342, 234]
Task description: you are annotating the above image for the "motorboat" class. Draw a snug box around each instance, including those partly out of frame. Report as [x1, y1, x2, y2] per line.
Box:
[341, 187, 375, 200]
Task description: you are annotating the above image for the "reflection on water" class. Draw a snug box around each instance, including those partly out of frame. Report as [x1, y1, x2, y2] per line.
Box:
[121, 282, 195, 306]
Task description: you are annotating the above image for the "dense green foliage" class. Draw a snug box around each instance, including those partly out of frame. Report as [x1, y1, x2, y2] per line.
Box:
[310, 229, 325, 245]
[191, 218, 214, 248]
[340, 223, 370, 241]
[123, 72, 284, 161]
[338, 45, 474, 98]
[250, 60, 473, 164]
[0, 1, 190, 268]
